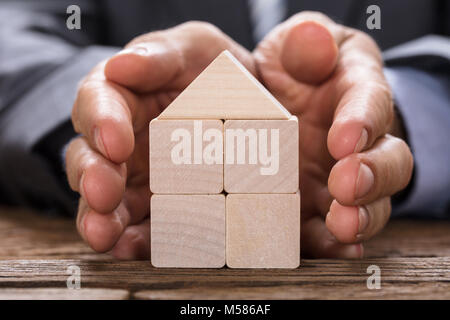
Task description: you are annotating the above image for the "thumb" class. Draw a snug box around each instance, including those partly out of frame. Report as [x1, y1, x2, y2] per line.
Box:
[105, 22, 256, 93]
[280, 20, 339, 84]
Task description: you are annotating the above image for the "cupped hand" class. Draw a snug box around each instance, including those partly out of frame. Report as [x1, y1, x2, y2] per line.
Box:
[65, 22, 255, 259]
[253, 12, 413, 258]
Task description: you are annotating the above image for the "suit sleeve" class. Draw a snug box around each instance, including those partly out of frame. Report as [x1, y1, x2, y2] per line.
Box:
[0, 1, 118, 214]
[383, 35, 450, 218]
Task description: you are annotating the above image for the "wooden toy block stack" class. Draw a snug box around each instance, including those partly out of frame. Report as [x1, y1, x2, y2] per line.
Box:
[149, 51, 300, 269]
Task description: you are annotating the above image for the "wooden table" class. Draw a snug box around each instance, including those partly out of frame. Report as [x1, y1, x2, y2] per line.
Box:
[0, 206, 449, 299]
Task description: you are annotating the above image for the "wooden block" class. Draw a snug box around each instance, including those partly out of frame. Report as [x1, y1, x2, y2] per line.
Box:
[224, 116, 298, 193]
[226, 193, 300, 269]
[151, 194, 225, 268]
[158, 50, 291, 120]
[149, 119, 223, 194]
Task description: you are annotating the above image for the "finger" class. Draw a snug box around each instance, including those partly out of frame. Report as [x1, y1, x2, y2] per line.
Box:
[72, 72, 136, 164]
[327, 77, 393, 160]
[105, 21, 256, 93]
[281, 20, 338, 84]
[75, 198, 89, 243]
[326, 198, 391, 243]
[328, 135, 413, 206]
[65, 137, 126, 213]
[301, 216, 363, 259]
[75, 186, 150, 254]
[76, 199, 130, 253]
[325, 24, 392, 159]
[104, 41, 183, 93]
[110, 218, 150, 260]
[256, 11, 346, 86]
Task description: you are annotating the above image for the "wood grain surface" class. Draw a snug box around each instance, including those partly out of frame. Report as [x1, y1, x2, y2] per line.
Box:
[226, 193, 300, 269]
[150, 119, 224, 194]
[224, 117, 299, 193]
[151, 194, 226, 268]
[0, 206, 449, 299]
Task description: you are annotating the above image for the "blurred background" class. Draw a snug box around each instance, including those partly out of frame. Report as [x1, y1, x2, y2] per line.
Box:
[0, 0, 448, 218]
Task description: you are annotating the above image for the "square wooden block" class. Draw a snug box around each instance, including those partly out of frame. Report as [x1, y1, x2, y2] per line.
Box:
[150, 119, 223, 194]
[226, 193, 300, 269]
[224, 116, 298, 193]
[151, 194, 226, 268]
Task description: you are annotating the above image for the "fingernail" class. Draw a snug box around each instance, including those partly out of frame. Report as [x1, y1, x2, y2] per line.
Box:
[355, 163, 374, 199]
[357, 243, 364, 259]
[117, 46, 147, 56]
[94, 127, 108, 156]
[354, 128, 368, 153]
[358, 206, 369, 234]
[326, 210, 333, 221]
[79, 210, 89, 242]
[343, 243, 364, 259]
[119, 164, 127, 179]
[79, 172, 87, 200]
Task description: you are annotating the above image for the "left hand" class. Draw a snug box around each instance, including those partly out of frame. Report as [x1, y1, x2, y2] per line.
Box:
[66, 22, 255, 259]
[253, 12, 413, 258]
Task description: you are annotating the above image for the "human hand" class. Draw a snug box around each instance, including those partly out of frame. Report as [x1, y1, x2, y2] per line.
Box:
[253, 12, 413, 258]
[65, 22, 255, 259]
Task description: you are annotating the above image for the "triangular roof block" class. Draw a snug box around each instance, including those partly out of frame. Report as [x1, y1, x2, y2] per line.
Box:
[158, 50, 291, 120]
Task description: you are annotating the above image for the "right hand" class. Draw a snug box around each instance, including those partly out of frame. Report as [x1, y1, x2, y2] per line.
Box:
[253, 12, 413, 258]
[65, 22, 255, 259]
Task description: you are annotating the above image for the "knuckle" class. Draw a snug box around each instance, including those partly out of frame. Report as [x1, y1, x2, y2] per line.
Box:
[364, 197, 391, 236]
[66, 138, 100, 186]
[72, 81, 100, 131]
[372, 80, 394, 123]
[352, 30, 382, 61]
[381, 197, 392, 217]
[76, 80, 103, 111]
[76, 200, 90, 243]
[401, 141, 414, 179]
[126, 33, 158, 47]
[65, 138, 85, 172]
[65, 138, 78, 162]
[338, 66, 384, 91]
[352, 29, 375, 44]
[374, 80, 393, 104]
[75, 81, 129, 129]
[396, 137, 413, 160]
[79, 79, 103, 95]
[79, 151, 100, 172]
[71, 102, 79, 131]
[367, 197, 391, 219]
[72, 62, 106, 129]
[390, 136, 414, 187]
[179, 21, 229, 48]
[64, 139, 85, 187]
[345, 79, 392, 110]
[180, 20, 221, 35]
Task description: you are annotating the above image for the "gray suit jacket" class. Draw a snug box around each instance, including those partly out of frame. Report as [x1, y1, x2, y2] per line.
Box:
[0, 0, 449, 216]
